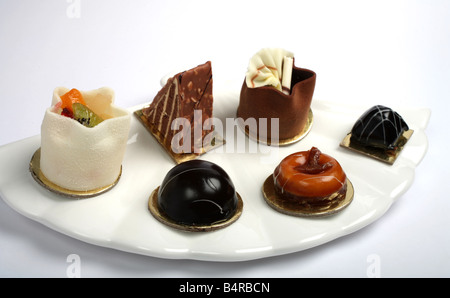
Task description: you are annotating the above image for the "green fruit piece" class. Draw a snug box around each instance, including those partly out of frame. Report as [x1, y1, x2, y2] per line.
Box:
[72, 103, 104, 128]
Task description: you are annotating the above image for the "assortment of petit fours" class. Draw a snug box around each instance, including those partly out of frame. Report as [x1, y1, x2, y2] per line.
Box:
[30, 47, 412, 232]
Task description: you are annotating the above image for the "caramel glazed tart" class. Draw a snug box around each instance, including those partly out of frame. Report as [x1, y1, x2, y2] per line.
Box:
[148, 187, 244, 232]
[262, 176, 354, 217]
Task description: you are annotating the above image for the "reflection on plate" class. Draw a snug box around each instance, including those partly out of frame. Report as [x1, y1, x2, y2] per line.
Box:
[0, 98, 430, 262]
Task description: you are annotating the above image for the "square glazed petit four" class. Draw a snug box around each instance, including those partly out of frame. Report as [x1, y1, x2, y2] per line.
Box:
[340, 105, 413, 164]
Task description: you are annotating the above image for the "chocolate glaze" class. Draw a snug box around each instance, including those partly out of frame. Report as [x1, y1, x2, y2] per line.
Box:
[142, 61, 213, 154]
[237, 66, 316, 140]
[157, 160, 238, 226]
[350, 105, 409, 150]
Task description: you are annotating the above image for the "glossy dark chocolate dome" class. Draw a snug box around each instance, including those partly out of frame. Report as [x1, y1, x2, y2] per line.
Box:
[350, 105, 409, 150]
[157, 160, 238, 226]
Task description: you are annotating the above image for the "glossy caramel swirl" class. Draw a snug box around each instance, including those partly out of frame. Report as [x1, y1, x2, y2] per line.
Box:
[274, 147, 346, 201]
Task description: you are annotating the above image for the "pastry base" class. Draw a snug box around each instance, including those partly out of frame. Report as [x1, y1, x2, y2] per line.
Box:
[148, 186, 244, 232]
[339, 129, 414, 165]
[29, 148, 121, 198]
[238, 109, 313, 146]
[262, 176, 354, 218]
[134, 108, 225, 164]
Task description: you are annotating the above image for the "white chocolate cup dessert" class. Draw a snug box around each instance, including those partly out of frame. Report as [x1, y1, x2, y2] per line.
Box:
[40, 87, 131, 192]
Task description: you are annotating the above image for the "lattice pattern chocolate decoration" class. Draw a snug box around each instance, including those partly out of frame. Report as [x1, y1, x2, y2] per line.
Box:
[340, 105, 413, 164]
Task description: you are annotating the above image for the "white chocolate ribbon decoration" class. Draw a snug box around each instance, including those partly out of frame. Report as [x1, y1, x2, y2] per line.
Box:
[245, 48, 294, 94]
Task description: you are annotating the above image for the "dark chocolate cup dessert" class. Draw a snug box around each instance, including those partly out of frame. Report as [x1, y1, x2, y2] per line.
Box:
[237, 66, 316, 143]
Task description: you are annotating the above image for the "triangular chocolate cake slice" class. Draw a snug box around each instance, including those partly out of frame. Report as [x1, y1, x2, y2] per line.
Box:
[140, 61, 216, 161]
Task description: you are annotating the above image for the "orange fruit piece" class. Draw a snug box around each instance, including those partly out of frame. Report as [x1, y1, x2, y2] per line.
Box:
[60, 88, 86, 112]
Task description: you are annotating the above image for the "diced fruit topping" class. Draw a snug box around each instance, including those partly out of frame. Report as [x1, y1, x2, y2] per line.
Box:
[295, 147, 333, 174]
[61, 107, 73, 118]
[56, 89, 104, 127]
[60, 88, 86, 113]
[72, 102, 104, 128]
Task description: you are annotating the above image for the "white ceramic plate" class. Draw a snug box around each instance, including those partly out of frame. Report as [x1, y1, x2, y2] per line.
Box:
[0, 94, 430, 262]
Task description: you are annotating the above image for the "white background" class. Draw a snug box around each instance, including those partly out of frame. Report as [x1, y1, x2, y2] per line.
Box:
[0, 0, 448, 277]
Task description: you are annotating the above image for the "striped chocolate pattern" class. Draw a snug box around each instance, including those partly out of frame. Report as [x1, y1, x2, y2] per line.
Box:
[142, 61, 213, 154]
[350, 105, 409, 150]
